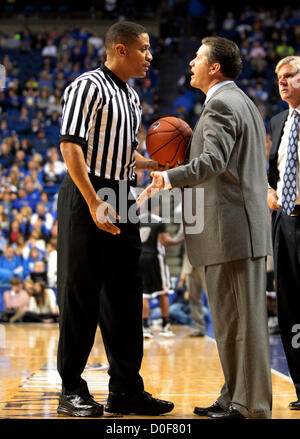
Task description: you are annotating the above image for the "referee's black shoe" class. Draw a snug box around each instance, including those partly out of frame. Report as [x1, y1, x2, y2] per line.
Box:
[105, 390, 174, 415]
[57, 393, 103, 417]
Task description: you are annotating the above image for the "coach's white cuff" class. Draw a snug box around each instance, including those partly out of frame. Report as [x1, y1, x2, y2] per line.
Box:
[162, 171, 172, 189]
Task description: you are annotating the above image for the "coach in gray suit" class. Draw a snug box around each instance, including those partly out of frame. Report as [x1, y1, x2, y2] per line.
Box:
[137, 36, 272, 419]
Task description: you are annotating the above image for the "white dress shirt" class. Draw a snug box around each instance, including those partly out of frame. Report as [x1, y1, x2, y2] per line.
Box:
[276, 106, 300, 206]
[162, 80, 234, 188]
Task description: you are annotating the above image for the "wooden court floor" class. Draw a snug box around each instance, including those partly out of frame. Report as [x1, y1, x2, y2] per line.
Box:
[0, 323, 299, 421]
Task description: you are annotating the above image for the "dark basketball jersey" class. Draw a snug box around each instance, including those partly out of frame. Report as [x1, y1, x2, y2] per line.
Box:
[139, 214, 166, 255]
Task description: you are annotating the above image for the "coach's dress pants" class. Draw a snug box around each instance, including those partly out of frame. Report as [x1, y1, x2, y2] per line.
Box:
[205, 257, 272, 418]
[57, 173, 144, 395]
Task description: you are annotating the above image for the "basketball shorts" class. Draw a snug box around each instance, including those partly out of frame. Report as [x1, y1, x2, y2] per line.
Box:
[139, 252, 171, 298]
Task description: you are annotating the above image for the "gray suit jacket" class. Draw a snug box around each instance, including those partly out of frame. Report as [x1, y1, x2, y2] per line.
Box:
[167, 83, 272, 266]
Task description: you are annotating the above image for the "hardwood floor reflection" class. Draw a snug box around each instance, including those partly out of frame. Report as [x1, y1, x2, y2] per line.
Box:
[0, 323, 299, 419]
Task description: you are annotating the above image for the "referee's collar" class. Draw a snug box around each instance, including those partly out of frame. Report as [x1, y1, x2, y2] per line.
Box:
[101, 64, 128, 92]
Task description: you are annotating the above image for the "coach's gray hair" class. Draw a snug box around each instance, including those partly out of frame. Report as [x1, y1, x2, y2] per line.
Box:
[275, 56, 300, 74]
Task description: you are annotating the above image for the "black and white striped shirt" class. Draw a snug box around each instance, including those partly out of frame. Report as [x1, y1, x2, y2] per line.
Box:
[60, 65, 142, 181]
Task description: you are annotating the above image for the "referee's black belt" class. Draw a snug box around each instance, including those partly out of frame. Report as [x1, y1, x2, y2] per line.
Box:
[88, 174, 136, 189]
[290, 205, 300, 217]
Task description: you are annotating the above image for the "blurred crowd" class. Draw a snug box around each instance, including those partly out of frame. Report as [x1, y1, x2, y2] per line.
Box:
[0, 19, 163, 294]
[164, 3, 300, 130]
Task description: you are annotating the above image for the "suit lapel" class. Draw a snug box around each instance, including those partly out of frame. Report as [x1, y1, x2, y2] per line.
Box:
[184, 83, 238, 163]
[184, 104, 206, 163]
[268, 109, 288, 190]
[269, 110, 288, 157]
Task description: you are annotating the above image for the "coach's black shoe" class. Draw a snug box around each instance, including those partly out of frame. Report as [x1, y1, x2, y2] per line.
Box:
[207, 404, 246, 419]
[194, 401, 223, 416]
[289, 399, 300, 410]
[105, 390, 174, 415]
[57, 393, 104, 417]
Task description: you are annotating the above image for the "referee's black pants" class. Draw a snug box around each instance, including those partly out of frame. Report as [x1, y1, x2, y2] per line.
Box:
[57, 173, 144, 395]
[273, 208, 300, 399]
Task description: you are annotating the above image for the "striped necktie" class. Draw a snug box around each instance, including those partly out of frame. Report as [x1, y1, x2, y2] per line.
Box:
[281, 110, 299, 215]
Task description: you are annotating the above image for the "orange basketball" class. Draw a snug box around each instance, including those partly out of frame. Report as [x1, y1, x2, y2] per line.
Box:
[146, 117, 192, 167]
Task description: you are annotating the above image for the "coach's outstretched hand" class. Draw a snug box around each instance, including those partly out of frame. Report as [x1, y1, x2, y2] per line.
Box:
[136, 171, 165, 206]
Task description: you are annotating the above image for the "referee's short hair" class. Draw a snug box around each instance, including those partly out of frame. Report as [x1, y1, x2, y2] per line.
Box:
[105, 21, 147, 50]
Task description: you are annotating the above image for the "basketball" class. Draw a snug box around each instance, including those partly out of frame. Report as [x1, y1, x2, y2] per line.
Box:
[146, 117, 192, 167]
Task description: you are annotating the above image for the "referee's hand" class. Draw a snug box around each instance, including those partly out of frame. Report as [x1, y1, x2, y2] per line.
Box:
[89, 199, 121, 235]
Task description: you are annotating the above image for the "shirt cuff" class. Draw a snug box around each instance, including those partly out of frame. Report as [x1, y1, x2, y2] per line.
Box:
[162, 171, 172, 189]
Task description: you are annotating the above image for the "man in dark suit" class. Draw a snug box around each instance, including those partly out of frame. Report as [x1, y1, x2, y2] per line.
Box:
[268, 55, 300, 410]
[138, 36, 272, 419]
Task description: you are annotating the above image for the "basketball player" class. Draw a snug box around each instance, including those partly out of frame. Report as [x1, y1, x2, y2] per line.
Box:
[139, 201, 183, 338]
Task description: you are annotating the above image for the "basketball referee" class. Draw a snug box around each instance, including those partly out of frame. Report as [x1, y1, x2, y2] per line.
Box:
[56, 21, 174, 417]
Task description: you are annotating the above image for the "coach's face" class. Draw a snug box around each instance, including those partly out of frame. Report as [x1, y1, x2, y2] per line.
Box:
[277, 63, 300, 108]
[126, 33, 152, 79]
[189, 44, 211, 93]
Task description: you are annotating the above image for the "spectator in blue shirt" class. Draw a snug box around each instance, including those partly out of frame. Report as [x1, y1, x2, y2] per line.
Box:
[0, 119, 11, 138]
[0, 141, 14, 171]
[24, 180, 41, 211]
[15, 206, 32, 238]
[188, 0, 205, 17]
[173, 89, 195, 115]
[30, 203, 54, 236]
[0, 245, 24, 283]
[187, 0, 206, 37]
[23, 246, 44, 279]
[38, 70, 54, 92]
[5, 88, 21, 110]
[0, 204, 10, 237]
[12, 188, 31, 211]
[0, 227, 8, 254]
[25, 159, 44, 185]
[31, 129, 52, 156]
[12, 150, 27, 174]
[0, 190, 13, 218]
[16, 106, 31, 134]
[40, 191, 52, 213]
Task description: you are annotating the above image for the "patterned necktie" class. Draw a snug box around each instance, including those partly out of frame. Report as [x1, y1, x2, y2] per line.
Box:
[282, 110, 299, 215]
